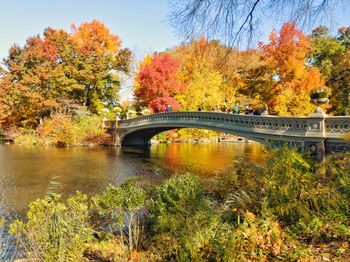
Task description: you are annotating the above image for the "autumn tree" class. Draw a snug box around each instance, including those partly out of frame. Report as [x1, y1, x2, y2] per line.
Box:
[327, 50, 350, 115]
[309, 26, 350, 115]
[171, 39, 225, 111]
[135, 53, 186, 113]
[309, 26, 345, 81]
[0, 77, 10, 127]
[170, 38, 274, 112]
[218, 48, 273, 109]
[0, 33, 65, 127]
[71, 20, 131, 112]
[0, 20, 131, 128]
[260, 22, 324, 116]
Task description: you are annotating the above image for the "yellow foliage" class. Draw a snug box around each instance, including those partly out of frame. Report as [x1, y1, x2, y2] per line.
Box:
[176, 69, 224, 111]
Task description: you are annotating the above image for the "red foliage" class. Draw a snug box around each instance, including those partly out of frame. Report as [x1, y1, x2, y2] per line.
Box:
[135, 53, 186, 113]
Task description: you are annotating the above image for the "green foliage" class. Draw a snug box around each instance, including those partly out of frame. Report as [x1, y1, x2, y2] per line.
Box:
[309, 25, 350, 115]
[262, 148, 317, 223]
[309, 26, 345, 80]
[153, 131, 169, 143]
[10, 192, 93, 262]
[225, 148, 348, 225]
[92, 178, 145, 253]
[149, 173, 220, 261]
[219, 147, 350, 254]
[75, 114, 109, 145]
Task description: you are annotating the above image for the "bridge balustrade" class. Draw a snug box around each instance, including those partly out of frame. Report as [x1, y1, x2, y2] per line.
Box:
[102, 111, 350, 161]
[325, 117, 350, 136]
[118, 112, 312, 135]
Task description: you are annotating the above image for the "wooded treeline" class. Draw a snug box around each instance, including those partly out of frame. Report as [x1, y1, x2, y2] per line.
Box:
[1, 20, 350, 142]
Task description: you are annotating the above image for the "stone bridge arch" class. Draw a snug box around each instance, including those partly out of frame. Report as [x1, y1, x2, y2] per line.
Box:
[120, 123, 265, 147]
[103, 111, 350, 160]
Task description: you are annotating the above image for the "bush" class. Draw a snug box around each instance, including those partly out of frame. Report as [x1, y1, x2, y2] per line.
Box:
[210, 211, 301, 261]
[10, 192, 93, 262]
[92, 178, 146, 253]
[14, 128, 41, 145]
[36, 113, 76, 146]
[149, 173, 220, 261]
[36, 114, 109, 146]
[74, 114, 105, 140]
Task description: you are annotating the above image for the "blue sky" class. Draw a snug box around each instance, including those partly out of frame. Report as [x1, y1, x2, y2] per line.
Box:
[0, 0, 180, 60]
[0, 0, 349, 100]
[1, 0, 350, 59]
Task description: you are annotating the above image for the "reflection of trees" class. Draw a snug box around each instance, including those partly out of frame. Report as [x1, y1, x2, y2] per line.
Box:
[152, 143, 265, 177]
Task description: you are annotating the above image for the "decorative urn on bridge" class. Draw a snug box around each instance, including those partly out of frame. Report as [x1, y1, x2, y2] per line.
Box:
[310, 86, 329, 114]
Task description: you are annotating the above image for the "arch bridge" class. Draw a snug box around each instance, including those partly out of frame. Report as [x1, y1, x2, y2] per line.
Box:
[103, 111, 350, 161]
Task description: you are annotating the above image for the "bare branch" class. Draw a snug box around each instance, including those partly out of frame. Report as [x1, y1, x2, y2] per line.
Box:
[168, 0, 340, 48]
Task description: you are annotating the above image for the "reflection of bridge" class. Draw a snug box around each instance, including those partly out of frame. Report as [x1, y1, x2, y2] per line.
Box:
[103, 111, 350, 160]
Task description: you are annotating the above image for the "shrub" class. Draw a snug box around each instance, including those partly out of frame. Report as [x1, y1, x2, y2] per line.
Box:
[149, 173, 220, 261]
[92, 178, 146, 253]
[36, 113, 76, 146]
[210, 211, 300, 261]
[10, 192, 93, 262]
[37, 114, 108, 146]
[14, 128, 41, 145]
[74, 114, 105, 140]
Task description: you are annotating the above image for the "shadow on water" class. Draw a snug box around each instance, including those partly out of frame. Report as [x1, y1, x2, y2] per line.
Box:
[120, 146, 151, 158]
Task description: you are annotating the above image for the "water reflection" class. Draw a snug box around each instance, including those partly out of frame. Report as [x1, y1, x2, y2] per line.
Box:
[0, 142, 264, 215]
[150, 142, 264, 177]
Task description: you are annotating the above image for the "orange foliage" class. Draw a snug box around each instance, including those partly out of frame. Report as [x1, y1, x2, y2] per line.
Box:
[0, 20, 130, 128]
[71, 20, 120, 55]
[260, 23, 324, 116]
[261, 23, 310, 80]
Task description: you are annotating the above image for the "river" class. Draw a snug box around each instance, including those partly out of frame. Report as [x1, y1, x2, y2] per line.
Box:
[0, 142, 264, 217]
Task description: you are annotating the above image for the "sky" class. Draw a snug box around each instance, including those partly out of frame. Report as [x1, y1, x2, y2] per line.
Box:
[0, 0, 349, 100]
[0, 0, 181, 100]
[0, 0, 180, 60]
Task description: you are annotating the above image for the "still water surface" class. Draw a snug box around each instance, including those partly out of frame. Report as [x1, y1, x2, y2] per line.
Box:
[0, 143, 264, 216]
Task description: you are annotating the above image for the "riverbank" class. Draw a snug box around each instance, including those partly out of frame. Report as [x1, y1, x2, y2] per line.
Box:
[1, 129, 248, 147]
[1, 147, 349, 261]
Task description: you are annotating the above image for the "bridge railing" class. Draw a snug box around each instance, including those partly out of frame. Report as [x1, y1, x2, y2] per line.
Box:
[104, 111, 350, 139]
[325, 116, 350, 136]
[117, 112, 312, 134]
